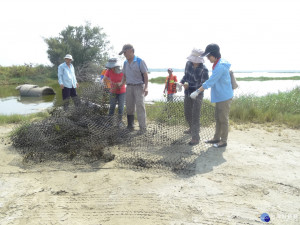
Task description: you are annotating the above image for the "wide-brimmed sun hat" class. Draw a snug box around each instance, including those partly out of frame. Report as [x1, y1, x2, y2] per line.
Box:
[187, 49, 205, 63]
[105, 58, 121, 69]
[64, 54, 74, 61]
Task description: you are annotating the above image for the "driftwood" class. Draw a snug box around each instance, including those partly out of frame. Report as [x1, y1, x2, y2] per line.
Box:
[16, 84, 55, 97]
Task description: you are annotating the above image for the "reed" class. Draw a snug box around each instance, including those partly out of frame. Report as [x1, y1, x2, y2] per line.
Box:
[1, 88, 299, 129]
[230, 87, 300, 128]
[0, 112, 49, 125]
[236, 76, 300, 81]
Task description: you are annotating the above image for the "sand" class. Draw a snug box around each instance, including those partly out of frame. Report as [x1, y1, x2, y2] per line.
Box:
[0, 123, 299, 225]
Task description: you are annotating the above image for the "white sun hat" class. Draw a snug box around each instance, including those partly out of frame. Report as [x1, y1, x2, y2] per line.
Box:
[105, 58, 121, 68]
[64, 54, 74, 61]
[187, 48, 205, 63]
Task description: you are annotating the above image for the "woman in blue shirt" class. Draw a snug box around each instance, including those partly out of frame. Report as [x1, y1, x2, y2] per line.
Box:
[196, 44, 233, 148]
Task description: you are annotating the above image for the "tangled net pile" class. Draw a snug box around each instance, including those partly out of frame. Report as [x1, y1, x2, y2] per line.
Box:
[11, 83, 215, 174]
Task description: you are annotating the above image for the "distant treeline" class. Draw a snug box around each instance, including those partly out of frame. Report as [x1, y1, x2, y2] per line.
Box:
[148, 69, 300, 73]
[2, 64, 300, 85]
[149, 76, 300, 84]
[0, 64, 56, 85]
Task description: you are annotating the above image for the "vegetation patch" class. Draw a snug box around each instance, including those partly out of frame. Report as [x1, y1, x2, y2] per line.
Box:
[230, 87, 300, 128]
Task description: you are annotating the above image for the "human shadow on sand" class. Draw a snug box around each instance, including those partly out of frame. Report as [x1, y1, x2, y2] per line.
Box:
[174, 146, 227, 178]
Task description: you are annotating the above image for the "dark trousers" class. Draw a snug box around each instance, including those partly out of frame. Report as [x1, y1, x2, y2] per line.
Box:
[62, 87, 79, 110]
[184, 94, 203, 141]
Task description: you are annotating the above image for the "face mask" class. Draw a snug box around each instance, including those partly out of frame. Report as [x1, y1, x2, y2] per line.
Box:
[114, 67, 122, 74]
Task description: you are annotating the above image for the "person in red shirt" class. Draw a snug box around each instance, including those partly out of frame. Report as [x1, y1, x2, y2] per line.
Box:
[163, 68, 178, 101]
[103, 58, 126, 126]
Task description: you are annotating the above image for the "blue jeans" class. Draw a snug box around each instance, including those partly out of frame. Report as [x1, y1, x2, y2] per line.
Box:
[167, 93, 174, 102]
[109, 92, 125, 116]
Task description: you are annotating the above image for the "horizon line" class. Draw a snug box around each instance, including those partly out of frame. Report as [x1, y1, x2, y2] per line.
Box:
[148, 68, 300, 73]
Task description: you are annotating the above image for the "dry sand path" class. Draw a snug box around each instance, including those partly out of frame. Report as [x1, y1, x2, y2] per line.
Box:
[0, 124, 299, 225]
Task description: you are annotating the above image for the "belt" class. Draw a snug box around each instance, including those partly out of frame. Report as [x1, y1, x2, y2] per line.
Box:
[127, 83, 143, 86]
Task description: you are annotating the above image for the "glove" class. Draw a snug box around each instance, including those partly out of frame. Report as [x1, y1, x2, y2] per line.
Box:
[176, 83, 182, 92]
[190, 89, 200, 99]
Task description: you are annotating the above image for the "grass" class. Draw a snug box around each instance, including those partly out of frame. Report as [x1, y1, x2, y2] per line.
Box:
[236, 76, 300, 81]
[146, 101, 185, 126]
[146, 99, 215, 127]
[149, 77, 166, 84]
[1, 86, 299, 129]
[0, 111, 50, 125]
[145, 86, 300, 129]
[0, 65, 57, 85]
[230, 87, 300, 128]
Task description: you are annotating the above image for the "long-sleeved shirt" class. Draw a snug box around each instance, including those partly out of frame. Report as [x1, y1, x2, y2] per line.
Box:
[180, 61, 209, 95]
[58, 62, 78, 88]
[202, 58, 233, 103]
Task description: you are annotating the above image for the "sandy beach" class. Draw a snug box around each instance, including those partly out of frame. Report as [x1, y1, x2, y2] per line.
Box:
[0, 123, 299, 225]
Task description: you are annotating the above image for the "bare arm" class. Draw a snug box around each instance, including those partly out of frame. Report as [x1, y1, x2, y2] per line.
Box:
[118, 73, 126, 87]
[143, 72, 148, 96]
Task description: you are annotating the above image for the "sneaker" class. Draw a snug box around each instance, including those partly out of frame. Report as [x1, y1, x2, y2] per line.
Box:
[213, 142, 227, 148]
[183, 129, 191, 134]
[205, 139, 220, 144]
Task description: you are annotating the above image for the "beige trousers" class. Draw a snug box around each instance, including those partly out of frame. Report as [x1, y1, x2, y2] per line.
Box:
[126, 85, 147, 129]
[213, 98, 232, 143]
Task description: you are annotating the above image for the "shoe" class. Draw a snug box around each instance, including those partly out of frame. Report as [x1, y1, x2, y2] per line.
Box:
[188, 139, 199, 146]
[213, 142, 227, 148]
[137, 128, 147, 135]
[205, 139, 220, 144]
[183, 129, 191, 134]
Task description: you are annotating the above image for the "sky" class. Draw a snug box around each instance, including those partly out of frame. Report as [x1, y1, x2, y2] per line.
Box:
[1, 0, 300, 71]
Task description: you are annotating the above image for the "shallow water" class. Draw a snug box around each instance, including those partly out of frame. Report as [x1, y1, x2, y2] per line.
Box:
[1, 72, 300, 115]
[0, 95, 55, 115]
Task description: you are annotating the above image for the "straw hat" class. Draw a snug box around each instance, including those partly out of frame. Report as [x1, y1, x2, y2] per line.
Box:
[187, 48, 205, 63]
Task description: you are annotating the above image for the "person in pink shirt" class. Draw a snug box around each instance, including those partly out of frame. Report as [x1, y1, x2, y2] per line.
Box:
[103, 58, 126, 126]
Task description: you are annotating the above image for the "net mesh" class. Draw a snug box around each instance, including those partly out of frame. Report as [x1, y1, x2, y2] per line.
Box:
[11, 83, 215, 174]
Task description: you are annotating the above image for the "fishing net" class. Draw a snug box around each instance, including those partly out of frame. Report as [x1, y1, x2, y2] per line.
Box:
[11, 83, 215, 174]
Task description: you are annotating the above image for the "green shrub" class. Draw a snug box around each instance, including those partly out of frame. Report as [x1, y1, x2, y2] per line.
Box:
[230, 87, 300, 128]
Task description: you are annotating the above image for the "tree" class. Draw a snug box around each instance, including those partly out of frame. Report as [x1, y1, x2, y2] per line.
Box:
[44, 22, 111, 81]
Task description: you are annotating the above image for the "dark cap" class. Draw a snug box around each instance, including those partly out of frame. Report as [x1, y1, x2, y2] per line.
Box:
[167, 68, 173, 72]
[201, 43, 220, 57]
[119, 44, 134, 55]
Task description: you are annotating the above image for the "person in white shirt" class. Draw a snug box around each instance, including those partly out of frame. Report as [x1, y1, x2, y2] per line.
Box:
[58, 54, 80, 110]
